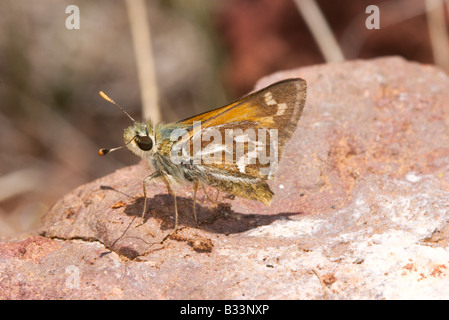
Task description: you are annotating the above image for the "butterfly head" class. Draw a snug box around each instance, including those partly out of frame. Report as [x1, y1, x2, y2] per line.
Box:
[97, 91, 156, 159]
[124, 121, 156, 158]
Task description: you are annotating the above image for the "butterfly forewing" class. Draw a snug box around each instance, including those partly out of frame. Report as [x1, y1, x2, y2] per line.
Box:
[176, 79, 306, 180]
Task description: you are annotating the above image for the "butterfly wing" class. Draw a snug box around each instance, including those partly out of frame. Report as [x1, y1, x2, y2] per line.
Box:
[179, 78, 305, 134]
[173, 78, 306, 179]
[154, 78, 306, 205]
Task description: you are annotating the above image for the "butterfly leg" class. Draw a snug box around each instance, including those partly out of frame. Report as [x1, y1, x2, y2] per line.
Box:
[201, 183, 221, 205]
[161, 174, 179, 229]
[141, 170, 162, 219]
[192, 181, 199, 227]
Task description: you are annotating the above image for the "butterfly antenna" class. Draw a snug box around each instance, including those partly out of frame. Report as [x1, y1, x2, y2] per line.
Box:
[99, 136, 135, 156]
[99, 91, 136, 123]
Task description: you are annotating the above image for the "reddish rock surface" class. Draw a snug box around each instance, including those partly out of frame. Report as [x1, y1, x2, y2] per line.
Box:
[2, 57, 449, 299]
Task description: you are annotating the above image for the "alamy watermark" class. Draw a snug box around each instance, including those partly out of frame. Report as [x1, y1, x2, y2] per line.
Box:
[65, 265, 80, 289]
[366, 5, 380, 29]
[65, 5, 80, 30]
[169, 121, 279, 177]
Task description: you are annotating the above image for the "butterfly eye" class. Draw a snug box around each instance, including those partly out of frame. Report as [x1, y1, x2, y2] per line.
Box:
[135, 135, 153, 151]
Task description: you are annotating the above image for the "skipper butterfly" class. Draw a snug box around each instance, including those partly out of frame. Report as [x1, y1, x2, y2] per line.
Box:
[99, 78, 307, 229]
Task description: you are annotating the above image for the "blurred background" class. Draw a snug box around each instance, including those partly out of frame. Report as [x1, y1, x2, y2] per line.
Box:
[1, 0, 448, 238]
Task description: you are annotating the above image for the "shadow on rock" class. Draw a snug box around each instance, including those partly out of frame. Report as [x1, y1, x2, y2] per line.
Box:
[123, 194, 303, 234]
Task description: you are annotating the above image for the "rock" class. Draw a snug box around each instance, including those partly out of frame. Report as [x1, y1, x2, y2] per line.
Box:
[1, 57, 449, 299]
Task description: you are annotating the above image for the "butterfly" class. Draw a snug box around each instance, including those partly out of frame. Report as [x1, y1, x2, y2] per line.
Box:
[99, 78, 307, 229]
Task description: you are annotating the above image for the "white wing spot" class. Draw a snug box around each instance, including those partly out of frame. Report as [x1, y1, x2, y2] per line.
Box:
[234, 134, 247, 143]
[236, 156, 246, 173]
[277, 103, 288, 116]
[264, 92, 288, 116]
[264, 92, 276, 105]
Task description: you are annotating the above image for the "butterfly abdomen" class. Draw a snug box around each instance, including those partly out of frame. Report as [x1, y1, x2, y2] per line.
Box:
[189, 165, 274, 205]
